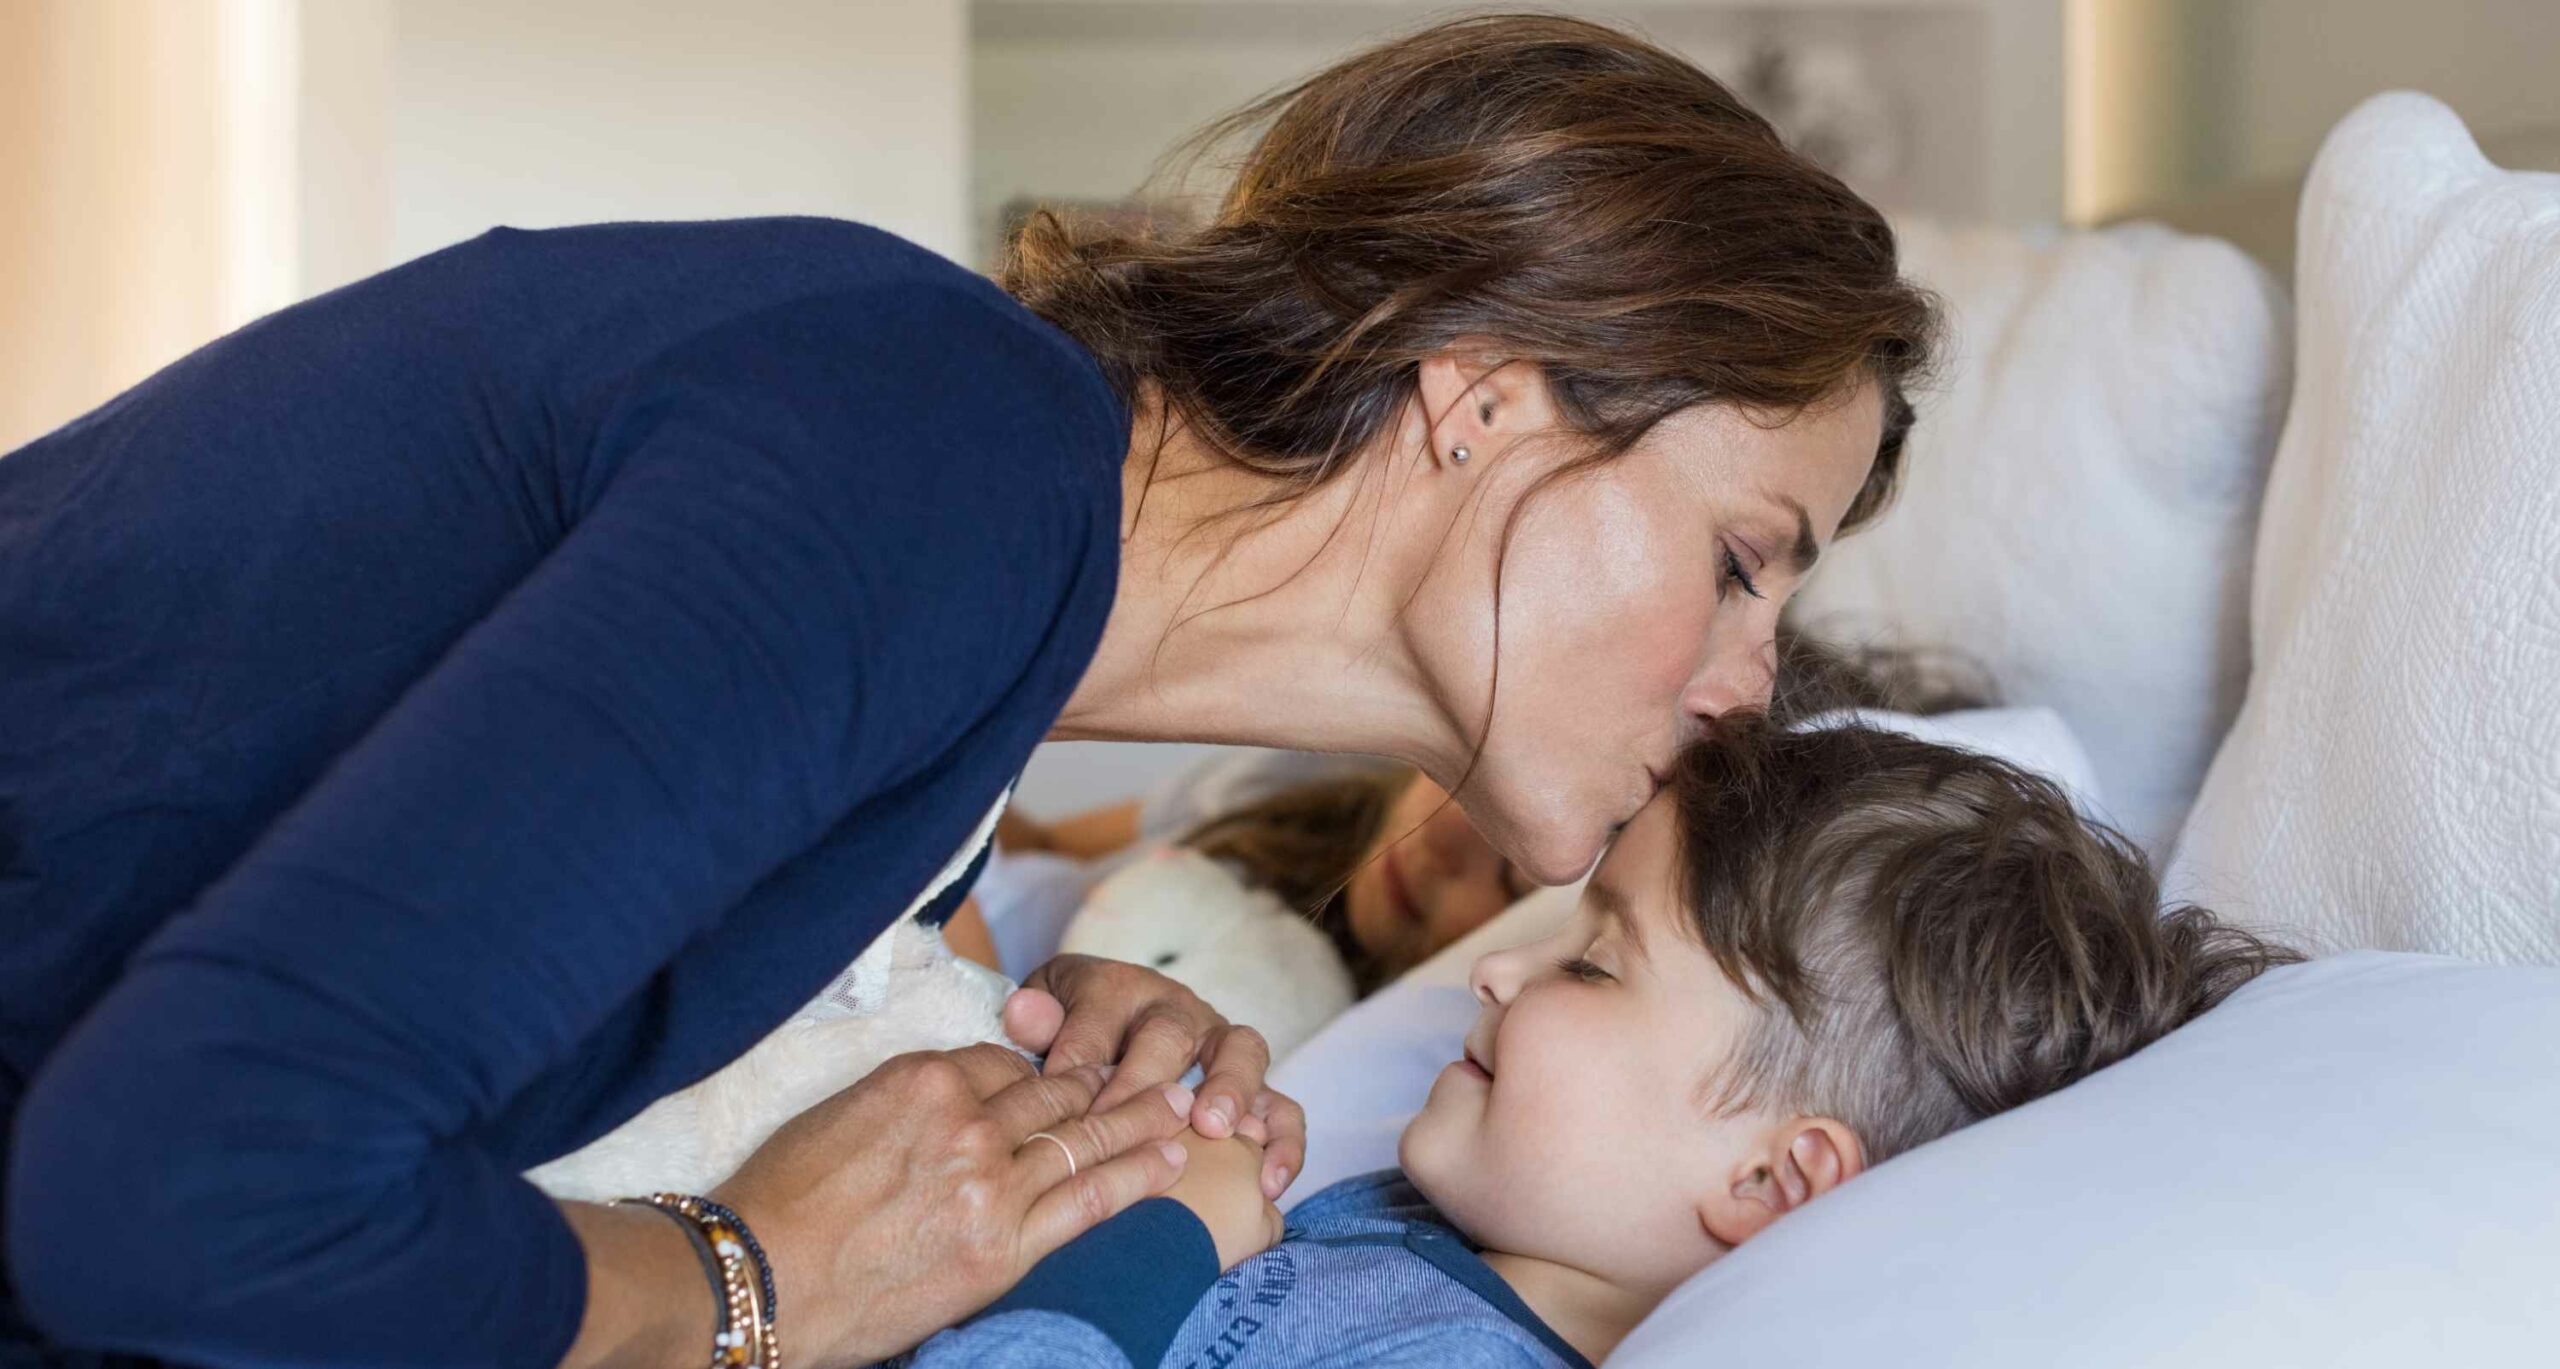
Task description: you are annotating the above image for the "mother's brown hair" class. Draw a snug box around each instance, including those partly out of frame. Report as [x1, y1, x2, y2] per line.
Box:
[1000, 11, 1941, 530]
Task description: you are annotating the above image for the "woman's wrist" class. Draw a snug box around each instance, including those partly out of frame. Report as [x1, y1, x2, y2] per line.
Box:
[556, 1199, 726, 1369]
[616, 1193, 780, 1367]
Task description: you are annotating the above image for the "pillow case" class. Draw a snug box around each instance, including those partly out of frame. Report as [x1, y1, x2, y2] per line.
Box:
[1272, 706, 2102, 1205]
[2166, 92, 2560, 963]
[1610, 952, 2560, 1367]
[1791, 216, 2289, 851]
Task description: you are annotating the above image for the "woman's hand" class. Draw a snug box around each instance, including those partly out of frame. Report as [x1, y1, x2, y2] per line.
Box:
[705, 1043, 1191, 1367]
[1006, 954, 1309, 1201]
[1162, 1130, 1287, 1270]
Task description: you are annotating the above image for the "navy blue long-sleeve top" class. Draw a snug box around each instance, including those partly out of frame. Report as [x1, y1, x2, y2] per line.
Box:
[0, 218, 1129, 1366]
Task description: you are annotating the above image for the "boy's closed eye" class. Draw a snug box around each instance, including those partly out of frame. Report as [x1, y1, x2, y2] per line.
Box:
[1555, 956, 1613, 983]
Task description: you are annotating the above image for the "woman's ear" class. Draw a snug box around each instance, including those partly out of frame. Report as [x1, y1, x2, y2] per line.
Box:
[1413, 338, 1560, 466]
[1698, 1117, 1867, 1247]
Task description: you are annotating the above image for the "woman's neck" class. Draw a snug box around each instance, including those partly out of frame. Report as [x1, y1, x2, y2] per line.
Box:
[1050, 395, 1466, 778]
[1477, 1249, 1663, 1366]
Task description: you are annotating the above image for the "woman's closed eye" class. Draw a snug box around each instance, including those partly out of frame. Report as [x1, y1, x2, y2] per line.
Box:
[1555, 955, 1613, 983]
[1719, 543, 1765, 601]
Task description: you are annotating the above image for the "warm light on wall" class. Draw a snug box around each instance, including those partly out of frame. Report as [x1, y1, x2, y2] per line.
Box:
[220, 0, 303, 332]
[0, 0, 308, 451]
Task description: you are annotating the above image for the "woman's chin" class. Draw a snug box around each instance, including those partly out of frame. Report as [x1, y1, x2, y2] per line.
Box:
[1460, 771, 1611, 883]
[1508, 815, 1607, 885]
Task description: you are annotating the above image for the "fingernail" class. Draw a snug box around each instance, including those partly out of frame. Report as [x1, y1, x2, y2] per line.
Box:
[1205, 1102, 1234, 1136]
[1248, 1094, 1272, 1118]
[1159, 1141, 1188, 1166]
[1263, 1163, 1289, 1196]
[1163, 1083, 1195, 1116]
[1097, 1063, 1117, 1081]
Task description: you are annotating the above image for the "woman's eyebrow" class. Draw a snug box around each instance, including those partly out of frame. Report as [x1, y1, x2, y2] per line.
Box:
[1760, 493, 1821, 575]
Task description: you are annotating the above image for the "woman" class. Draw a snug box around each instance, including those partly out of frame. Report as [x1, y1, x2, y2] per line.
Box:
[0, 14, 1935, 1369]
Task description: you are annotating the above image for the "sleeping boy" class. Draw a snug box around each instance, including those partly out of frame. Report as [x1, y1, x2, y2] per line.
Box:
[897, 718, 2298, 1368]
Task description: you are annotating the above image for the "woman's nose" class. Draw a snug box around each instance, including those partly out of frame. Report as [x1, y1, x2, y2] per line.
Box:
[1682, 629, 1780, 722]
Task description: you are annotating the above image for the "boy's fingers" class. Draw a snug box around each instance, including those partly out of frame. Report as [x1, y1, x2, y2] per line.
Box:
[1253, 1089, 1307, 1200]
[1191, 1024, 1271, 1140]
[1017, 1132, 1190, 1262]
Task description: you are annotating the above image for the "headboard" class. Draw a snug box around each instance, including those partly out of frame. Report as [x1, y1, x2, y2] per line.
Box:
[2103, 120, 2560, 279]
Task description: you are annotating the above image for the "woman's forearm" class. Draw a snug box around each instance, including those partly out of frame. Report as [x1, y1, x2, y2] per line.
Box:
[556, 1201, 721, 1369]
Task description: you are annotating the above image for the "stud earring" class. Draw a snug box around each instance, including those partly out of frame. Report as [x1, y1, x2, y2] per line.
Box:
[1450, 445, 1472, 465]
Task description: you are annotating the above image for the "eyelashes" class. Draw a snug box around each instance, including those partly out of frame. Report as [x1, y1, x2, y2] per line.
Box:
[1721, 544, 1765, 601]
[1555, 956, 1613, 983]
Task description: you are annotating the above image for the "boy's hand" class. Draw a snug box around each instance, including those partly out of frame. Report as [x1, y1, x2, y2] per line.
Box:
[1163, 1129, 1285, 1270]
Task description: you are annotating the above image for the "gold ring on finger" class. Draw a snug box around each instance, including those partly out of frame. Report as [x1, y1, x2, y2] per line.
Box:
[1023, 1130, 1077, 1178]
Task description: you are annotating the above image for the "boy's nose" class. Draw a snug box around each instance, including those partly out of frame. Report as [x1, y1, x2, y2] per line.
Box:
[1469, 943, 1531, 1007]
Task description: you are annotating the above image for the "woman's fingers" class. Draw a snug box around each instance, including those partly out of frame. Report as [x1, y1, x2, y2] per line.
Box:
[1019, 956, 1124, 1075]
[1008, 1079, 1190, 1185]
[1189, 1024, 1271, 1140]
[705, 1042, 1193, 1366]
[1023, 956, 1231, 1111]
[1250, 1089, 1308, 1201]
[938, 1040, 1042, 1100]
[979, 1061, 1109, 1144]
[1010, 1082, 1195, 1257]
[1000, 987, 1066, 1055]
[1098, 1008, 1210, 1110]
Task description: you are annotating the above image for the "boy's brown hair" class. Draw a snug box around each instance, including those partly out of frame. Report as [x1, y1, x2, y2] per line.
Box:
[1673, 718, 2299, 1162]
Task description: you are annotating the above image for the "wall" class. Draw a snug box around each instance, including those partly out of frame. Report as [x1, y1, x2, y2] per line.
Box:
[384, 0, 970, 270]
[2226, 0, 2560, 183]
[3, 0, 972, 450]
[2068, 0, 2560, 221]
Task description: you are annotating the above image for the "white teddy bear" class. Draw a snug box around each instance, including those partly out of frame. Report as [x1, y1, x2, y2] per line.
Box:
[527, 809, 1353, 1201]
[1059, 846, 1353, 1061]
[525, 913, 1018, 1202]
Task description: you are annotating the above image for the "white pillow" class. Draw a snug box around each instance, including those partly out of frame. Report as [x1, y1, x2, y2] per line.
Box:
[1609, 951, 2560, 1367]
[1792, 216, 2290, 851]
[1273, 706, 2103, 1205]
[2166, 93, 2560, 964]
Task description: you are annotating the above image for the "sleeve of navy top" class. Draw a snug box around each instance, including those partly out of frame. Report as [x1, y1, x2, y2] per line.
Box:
[4, 281, 1121, 1367]
[903, 1197, 1219, 1369]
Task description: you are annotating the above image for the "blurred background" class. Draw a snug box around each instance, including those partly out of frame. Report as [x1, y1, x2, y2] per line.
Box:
[5, 0, 2555, 810]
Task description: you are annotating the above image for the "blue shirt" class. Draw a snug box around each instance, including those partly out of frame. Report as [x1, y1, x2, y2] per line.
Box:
[903, 1170, 1598, 1369]
[0, 218, 1127, 1365]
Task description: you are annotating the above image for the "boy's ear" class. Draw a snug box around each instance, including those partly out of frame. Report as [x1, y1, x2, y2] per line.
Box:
[1699, 1117, 1867, 1247]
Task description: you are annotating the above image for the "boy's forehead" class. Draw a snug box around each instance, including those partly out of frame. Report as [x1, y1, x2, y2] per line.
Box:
[1591, 783, 1683, 892]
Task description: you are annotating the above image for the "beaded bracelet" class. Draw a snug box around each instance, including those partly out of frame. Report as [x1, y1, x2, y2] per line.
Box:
[685, 1194, 779, 1322]
[614, 1193, 781, 1369]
